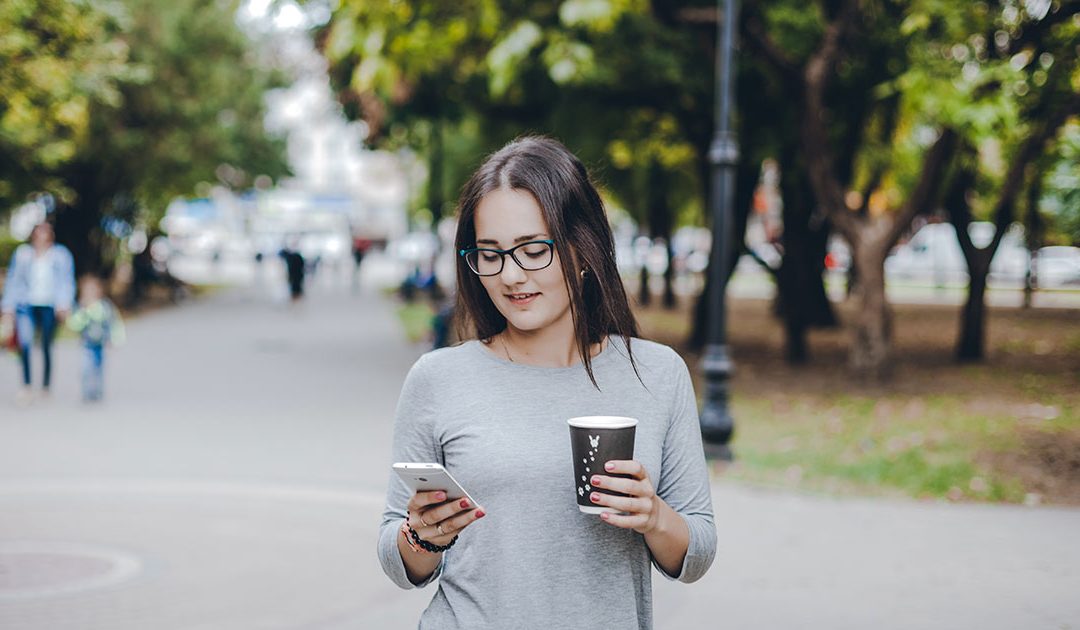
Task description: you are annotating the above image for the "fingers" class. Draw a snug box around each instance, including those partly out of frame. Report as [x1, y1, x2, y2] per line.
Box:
[598, 510, 650, 529]
[427, 503, 486, 544]
[589, 473, 654, 498]
[407, 490, 448, 513]
[407, 494, 486, 544]
[589, 490, 652, 515]
[603, 460, 646, 479]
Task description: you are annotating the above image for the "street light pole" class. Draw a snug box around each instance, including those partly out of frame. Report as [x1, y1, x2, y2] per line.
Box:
[700, 0, 738, 456]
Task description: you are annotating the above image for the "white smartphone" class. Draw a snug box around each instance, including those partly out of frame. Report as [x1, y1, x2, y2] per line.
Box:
[392, 462, 478, 505]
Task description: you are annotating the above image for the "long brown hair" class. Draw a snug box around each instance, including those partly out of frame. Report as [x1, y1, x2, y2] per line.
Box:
[453, 136, 639, 388]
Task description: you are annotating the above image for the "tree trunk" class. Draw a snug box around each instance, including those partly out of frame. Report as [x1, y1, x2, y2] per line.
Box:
[848, 233, 892, 379]
[775, 157, 837, 363]
[957, 254, 991, 361]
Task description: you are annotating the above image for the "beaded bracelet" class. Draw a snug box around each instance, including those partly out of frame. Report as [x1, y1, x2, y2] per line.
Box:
[399, 521, 429, 554]
[407, 522, 458, 553]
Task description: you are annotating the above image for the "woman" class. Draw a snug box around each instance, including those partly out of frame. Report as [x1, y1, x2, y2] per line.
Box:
[378, 136, 716, 629]
[1, 222, 76, 404]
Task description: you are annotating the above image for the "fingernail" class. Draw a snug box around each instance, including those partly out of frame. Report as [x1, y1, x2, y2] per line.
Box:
[460, 499, 470, 509]
[435, 492, 446, 501]
[475, 510, 485, 518]
[601, 512, 610, 520]
[605, 462, 614, 471]
[591, 476, 601, 486]
[590, 493, 600, 503]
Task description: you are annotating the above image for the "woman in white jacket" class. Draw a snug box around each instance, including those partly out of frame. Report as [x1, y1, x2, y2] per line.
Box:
[1, 222, 77, 404]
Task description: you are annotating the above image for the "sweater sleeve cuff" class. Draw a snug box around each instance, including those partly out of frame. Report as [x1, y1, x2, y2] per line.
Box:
[652, 512, 716, 584]
[379, 519, 443, 590]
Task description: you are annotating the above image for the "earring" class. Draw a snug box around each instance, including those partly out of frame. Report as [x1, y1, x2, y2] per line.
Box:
[580, 268, 589, 279]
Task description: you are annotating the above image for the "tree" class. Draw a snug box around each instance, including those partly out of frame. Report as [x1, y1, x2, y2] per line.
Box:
[52, 0, 289, 275]
[933, 0, 1080, 360]
[0, 0, 128, 216]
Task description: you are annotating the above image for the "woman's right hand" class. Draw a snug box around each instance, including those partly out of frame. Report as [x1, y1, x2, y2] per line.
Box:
[407, 490, 486, 548]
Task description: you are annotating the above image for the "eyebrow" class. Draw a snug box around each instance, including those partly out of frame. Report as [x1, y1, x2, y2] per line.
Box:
[475, 233, 547, 246]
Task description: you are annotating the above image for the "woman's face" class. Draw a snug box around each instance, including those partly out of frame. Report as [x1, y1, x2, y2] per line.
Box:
[31, 225, 54, 248]
[472, 187, 573, 337]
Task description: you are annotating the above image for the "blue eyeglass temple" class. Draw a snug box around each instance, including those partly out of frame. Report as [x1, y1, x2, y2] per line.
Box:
[458, 239, 554, 257]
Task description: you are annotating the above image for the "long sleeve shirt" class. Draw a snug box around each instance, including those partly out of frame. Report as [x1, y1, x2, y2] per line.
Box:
[378, 336, 716, 629]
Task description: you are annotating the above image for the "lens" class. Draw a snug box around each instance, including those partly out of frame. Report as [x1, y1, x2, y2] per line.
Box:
[465, 249, 503, 276]
[514, 241, 552, 270]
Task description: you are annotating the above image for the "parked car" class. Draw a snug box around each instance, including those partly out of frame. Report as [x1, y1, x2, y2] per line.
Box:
[1035, 246, 1080, 288]
[885, 222, 1029, 285]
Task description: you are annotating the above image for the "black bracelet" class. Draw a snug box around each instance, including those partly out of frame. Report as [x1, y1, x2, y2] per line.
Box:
[409, 525, 458, 553]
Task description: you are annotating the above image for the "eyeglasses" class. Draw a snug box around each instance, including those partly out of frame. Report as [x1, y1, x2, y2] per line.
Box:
[459, 239, 555, 276]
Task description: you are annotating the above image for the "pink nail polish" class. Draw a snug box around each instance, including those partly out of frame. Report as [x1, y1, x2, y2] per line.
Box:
[460, 499, 470, 509]
[605, 462, 614, 471]
[590, 493, 600, 503]
[591, 476, 600, 486]
[475, 510, 485, 519]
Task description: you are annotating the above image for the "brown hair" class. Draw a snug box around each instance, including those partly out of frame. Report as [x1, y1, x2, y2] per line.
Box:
[453, 136, 639, 388]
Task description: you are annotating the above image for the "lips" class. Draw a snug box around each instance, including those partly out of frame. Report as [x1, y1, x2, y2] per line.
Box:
[506, 292, 539, 305]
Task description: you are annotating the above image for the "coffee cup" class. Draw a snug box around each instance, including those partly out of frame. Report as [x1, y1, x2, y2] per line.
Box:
[567, 416, 638, 514]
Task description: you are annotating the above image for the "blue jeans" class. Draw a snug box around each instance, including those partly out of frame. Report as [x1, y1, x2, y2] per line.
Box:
[82, 343, 105, 401]
[15, 305, 57, 388]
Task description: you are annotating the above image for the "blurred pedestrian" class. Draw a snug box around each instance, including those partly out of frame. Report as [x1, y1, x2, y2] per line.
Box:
[379, 136, 716, 629]
[278, 238, 305, 301]
[67, 275, 125, 402]
[0, 222, 76, 406]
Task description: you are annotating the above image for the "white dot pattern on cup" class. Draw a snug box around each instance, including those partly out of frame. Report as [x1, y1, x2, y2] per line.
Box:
[578, 434, 602, 501]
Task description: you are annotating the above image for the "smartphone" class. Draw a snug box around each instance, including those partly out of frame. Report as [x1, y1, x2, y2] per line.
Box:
[392, 462, 478, 505]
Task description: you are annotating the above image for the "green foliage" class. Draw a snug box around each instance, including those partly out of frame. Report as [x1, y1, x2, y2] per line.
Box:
[1041, 122, 1080, 244]
[0, 0, 289, 272]
[320, 0, 712, 227]
[0, 0, 129, 207]
[100, 0, 289, 222]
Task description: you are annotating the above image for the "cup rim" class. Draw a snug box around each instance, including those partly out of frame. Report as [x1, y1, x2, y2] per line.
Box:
[566, 416, 638, 429]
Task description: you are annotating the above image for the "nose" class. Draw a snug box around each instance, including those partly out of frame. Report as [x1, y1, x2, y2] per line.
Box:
[499, 255, 527, 284]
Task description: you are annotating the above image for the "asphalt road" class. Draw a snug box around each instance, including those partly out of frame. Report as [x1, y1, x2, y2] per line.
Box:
[1, 277, 1077, 629]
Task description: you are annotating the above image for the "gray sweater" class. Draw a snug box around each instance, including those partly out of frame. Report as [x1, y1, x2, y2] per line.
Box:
[378, 337, 716, 629]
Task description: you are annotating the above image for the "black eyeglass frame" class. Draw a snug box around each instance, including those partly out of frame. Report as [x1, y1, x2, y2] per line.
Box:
[458, 239, 556, 277]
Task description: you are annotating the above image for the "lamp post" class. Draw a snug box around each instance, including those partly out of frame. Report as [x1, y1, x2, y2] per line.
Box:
[699, 0, 738, 456]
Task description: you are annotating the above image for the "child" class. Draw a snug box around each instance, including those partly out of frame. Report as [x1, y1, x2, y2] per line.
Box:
[67, 276, 125, 402]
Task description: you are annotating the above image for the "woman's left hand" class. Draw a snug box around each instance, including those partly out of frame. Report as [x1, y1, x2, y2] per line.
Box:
[589, 460, 662, 534]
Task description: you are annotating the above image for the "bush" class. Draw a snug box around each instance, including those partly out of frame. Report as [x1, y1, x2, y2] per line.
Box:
[0, 233, 23, 274]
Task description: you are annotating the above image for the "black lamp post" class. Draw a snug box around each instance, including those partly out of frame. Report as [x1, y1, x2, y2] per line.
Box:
[699, 0, 738, 456]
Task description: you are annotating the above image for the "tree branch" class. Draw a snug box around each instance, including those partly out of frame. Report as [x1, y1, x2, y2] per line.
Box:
[883, 128, 959, 251]
[801, 0, 863, 243]
[986, 91, 1080, 254]
[943, 153, 978, 262]
[743, 14, 800, 80]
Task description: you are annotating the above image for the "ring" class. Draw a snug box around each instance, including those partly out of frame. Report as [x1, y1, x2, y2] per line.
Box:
[437, 524, 445, 535]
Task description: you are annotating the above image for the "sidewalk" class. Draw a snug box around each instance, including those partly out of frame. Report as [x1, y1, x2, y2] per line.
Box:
[1, 276, 1077, 629]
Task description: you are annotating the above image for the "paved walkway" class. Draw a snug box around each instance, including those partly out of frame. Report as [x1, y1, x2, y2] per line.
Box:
[0, 275, 1077, 629]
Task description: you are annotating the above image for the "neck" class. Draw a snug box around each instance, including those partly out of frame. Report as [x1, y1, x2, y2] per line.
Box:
[499, 319, 601, 368]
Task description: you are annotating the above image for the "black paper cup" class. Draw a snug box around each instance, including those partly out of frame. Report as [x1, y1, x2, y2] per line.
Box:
[567, 416, 638, 514]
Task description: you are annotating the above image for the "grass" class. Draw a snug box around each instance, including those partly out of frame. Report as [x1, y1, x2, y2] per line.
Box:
[723, 395, 1029, 503]
[387, 283, 1080, 505]
[636, 295, 1080, 506]
[396, 301, 437, 344]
